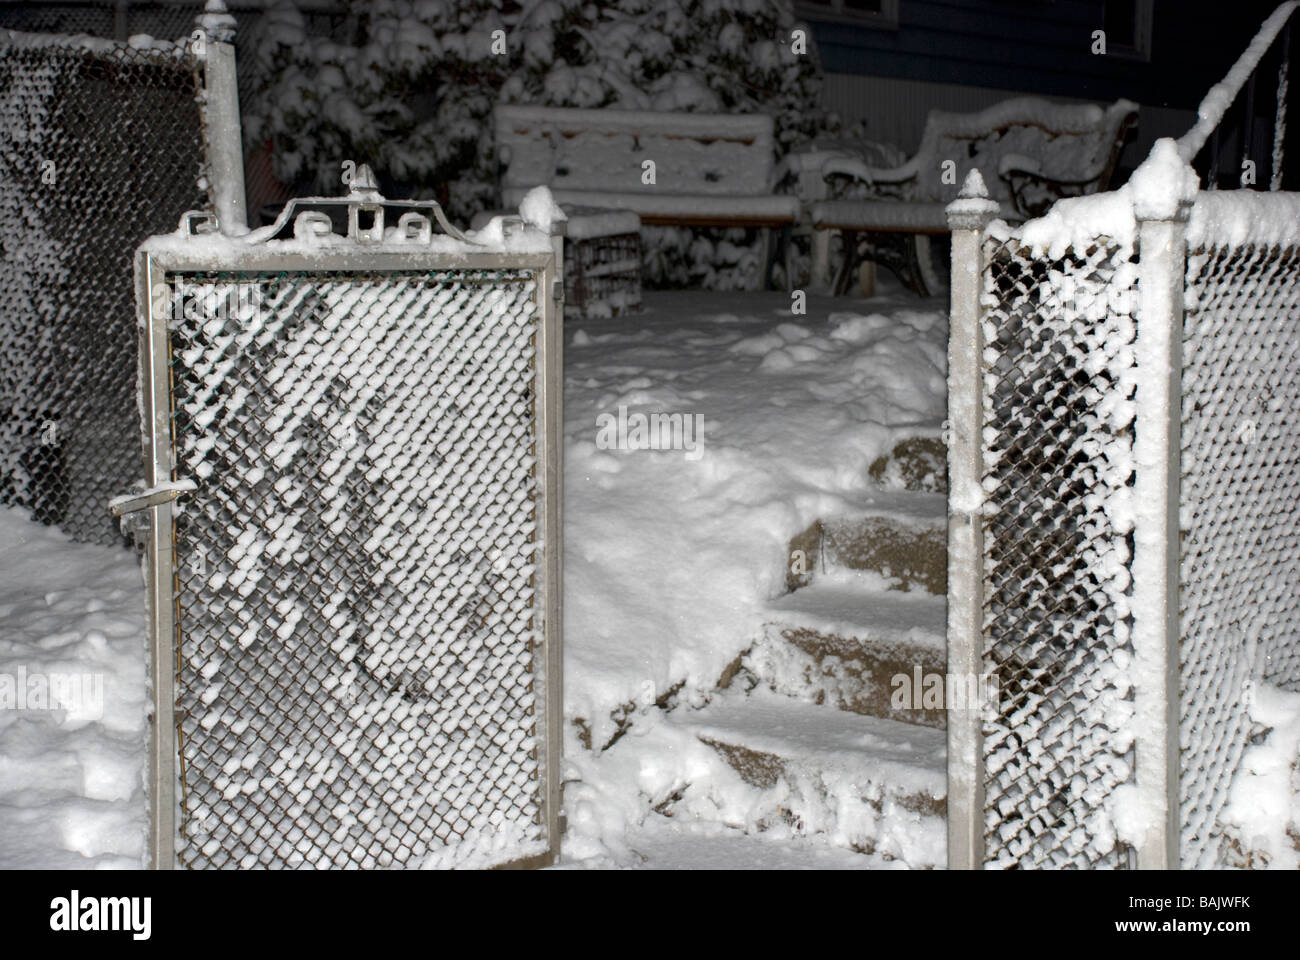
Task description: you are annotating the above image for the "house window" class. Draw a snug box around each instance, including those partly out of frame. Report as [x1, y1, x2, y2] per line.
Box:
[1103, 0, 1153, 60]
[795, 0, 900, 29]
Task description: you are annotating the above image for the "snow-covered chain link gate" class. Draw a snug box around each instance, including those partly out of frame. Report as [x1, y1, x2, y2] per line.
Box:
[947, 3, 1300, 870]
[135, 188, 564, 869]
[947, 152, 1300, 872]
[0, 29, 208, 544]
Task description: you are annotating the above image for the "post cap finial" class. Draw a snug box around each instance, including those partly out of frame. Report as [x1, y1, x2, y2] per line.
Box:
[347, 163, 381, 198]
[958, 169, 990, 200]
[947, 168, 1001, 230]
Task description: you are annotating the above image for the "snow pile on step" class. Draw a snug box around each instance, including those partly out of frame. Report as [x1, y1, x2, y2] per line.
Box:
[763, 568, 947, 642]
[563, 687, 946, 868]
[745, 569, 948, 726]
[0, 508, 148, 868]
[606, 816, 904, 870]
[565, 292, 948, 745]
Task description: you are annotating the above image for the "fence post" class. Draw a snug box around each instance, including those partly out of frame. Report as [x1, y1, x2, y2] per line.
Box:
[139, 256, 177, 871]
[945, 171, 999, 871]
[197, 3, 247, 235]
[1130, 143, 1196, 870]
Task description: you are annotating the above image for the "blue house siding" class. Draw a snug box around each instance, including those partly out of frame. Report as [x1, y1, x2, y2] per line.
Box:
[807, 0, 1285, 111]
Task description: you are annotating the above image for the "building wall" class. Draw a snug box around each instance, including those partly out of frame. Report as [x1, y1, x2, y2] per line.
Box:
[805, 0, 1281, 106]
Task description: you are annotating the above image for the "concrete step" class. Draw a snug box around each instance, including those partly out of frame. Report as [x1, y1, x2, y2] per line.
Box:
[786, 492, 947, 595]
[867, 436, 947, 494]
[611, 816, 903, 870]
[742, 580, 948, 728]
[666, 688, 946, 866]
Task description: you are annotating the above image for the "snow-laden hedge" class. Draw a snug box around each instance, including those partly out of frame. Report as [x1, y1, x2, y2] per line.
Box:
[243, 0, 832, 288]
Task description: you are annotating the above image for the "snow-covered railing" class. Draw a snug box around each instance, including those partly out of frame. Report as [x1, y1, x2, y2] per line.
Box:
[946, 136, 1300, 869]
[1178, 1, 1296, 190]
[0, 25, 208, 544]
[133, 170, 566, 870]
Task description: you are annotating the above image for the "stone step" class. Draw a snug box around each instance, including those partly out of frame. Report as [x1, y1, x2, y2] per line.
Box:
[743, 580, 948, 728]
[867, 436, 947, 494]
[786, 492, 947, 595]
[666, 688, 947, 866]
[616, 816, 900, 870]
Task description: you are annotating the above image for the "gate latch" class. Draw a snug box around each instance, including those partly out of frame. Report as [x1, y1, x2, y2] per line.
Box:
[108, 479, 196, 518]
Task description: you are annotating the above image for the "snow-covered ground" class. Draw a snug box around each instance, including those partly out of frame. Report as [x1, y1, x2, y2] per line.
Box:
[0, 511, 149, 868]
[562, 289, 948, 745]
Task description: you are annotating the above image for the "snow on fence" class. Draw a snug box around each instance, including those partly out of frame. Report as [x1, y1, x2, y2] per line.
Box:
[947, 147, 1300, 870]
[0, 28, 209, 544]
[948, 3, 1300, 871]
[130, 176, 565, 869]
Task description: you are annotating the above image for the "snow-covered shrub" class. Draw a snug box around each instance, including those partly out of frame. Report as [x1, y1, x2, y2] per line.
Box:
[242, 0, 832, 286]
[243, 0, 512, 222]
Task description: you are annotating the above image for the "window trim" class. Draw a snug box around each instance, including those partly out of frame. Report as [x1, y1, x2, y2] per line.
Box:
[794, 0, 900, 31]
[1105, 0, 1153, 62]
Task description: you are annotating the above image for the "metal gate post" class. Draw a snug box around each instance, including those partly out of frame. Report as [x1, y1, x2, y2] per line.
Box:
[945, 172, 999, 870]
[197, 3, 247, 235]
[138, 254, 178, 870]
[543, 219, 566, 850]
[1131, 154, 1194, 870]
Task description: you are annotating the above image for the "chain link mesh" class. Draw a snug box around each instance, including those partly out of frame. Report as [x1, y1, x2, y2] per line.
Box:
[976, 200, 1300, 869]
[980, 233, 1140, 869]
[0, 3, 353, 218]
[0, 32, 207, 543]
[1180, 239, 1300, 869]
[566, 232, 642, 319]
[163, 267, 549, 869]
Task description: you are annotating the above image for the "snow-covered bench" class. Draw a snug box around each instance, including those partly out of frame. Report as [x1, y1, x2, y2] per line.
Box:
[811, 97, 1138, 295]
[495, 105, 800, 288]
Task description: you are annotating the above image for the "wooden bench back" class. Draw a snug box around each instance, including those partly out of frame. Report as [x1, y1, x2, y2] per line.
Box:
[910, 98, 1137, 204]
[495, 105, 775, 198]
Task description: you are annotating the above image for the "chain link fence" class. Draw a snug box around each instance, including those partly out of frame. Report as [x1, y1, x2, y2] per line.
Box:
[0, 29, 208, 544]
[948, 171, 1300, 870]
[978, 233, 1140, 868]
[566, 232, 642, 319]
[1180, 228, 1300, 869]
[0, 2, 352, 217]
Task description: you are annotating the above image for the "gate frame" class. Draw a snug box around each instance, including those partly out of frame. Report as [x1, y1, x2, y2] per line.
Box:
[944, 154, 1242, 872]
[134, 216, 565, 870]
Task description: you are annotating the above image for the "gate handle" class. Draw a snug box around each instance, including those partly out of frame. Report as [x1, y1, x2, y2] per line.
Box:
[109, 479, 195, 517]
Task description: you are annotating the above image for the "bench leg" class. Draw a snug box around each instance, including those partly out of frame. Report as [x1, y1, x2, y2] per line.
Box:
[756, 226, 793, 291]
[782, 225, 795, 294]
[833, 231, 859, 297]
[858, 259, 877, 298]
[812, 228, 833, 292]
[915, 234, 941, 299]
[755, 228, 772, 292]
[770, 224, 792, 292]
